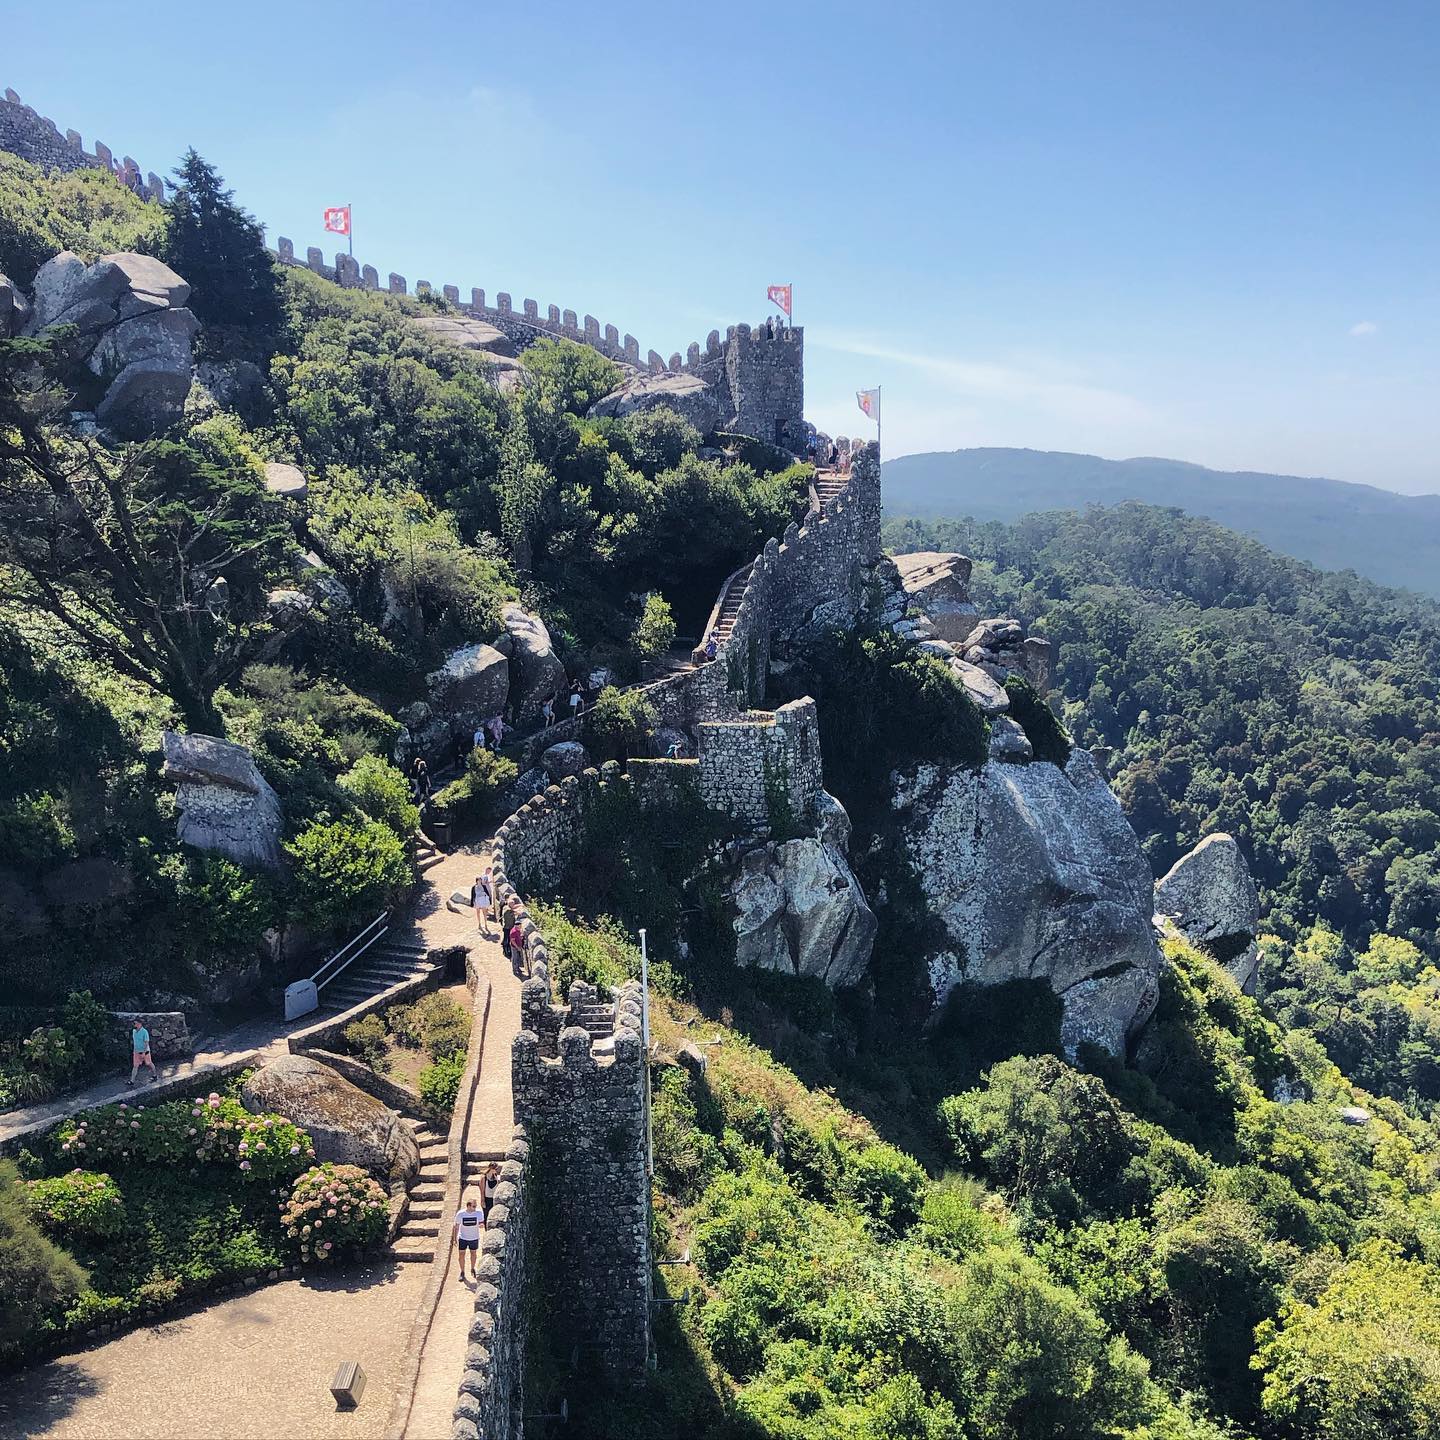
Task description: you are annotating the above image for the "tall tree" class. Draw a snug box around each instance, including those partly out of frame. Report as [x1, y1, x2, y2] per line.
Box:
[162, 149, 282, 333]
[0, 336, 295, 732]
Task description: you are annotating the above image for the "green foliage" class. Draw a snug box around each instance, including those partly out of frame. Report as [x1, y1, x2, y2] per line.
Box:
[162, 149, 281, 334]
[170, 855, 279, 963]
[0, 151, 165, 285]
[0, 1158, 87, 1350]
[418, 1052, 466, 1121]
[280, 1163, 389, 1264]
[413, 992, 469, 1061]
[630, 592, 676, 674]
[284, 815, 412, 932]
[1254, 1241, 1440, 1438]
[24, 1169, 126, 1239]
[586, 684, 657, 762]
[1003, 673, 1072, 765]
[339, 753, 419, 841]
[522, 337, 622, 415]
[343, 1013, 389, 1070]
[432, 746, 517, 830]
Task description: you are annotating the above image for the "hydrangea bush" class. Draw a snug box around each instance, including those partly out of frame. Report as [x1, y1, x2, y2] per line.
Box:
[281, 1163, 389, 1264]
[55, 1092, 314, 1184]
[24, 1168, 126, 1239]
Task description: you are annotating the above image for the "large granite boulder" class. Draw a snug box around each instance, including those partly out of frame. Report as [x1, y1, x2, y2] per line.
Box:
[500, 603, 567, 723]
[410, 315, 529, 392]
[892, 748, 1162, 1057]
[426, 642, 510, 736]
[25, 250, 198, 436]
[541, 740, 590, 780]
[590, 371, 720, 434]
[729, 838, 877, 988]
[161, 730, 284, 869]
[262, 461, 307, 499]
[241, 1054, 419, 1182]
[1155, 833, 1261, 992]
[893, 552, 980, 644]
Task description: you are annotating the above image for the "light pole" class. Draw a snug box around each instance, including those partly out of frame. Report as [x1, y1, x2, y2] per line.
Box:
[639, 926, 653, 1177]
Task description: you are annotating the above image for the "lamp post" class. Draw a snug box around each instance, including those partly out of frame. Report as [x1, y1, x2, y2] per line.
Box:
[639, 926, 653, 1177]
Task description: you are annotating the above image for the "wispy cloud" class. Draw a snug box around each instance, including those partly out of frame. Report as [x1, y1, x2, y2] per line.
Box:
[1349, 320, 1379, 337]
[810, 332, 1152, 428]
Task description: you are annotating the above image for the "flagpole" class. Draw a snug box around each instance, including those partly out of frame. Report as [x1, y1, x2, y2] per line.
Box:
[877, 385, 882, 455]
[348, 203, 353, 258]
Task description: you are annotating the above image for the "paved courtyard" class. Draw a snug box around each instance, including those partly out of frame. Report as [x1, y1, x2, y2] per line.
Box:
[0, 1262, 429, 1440]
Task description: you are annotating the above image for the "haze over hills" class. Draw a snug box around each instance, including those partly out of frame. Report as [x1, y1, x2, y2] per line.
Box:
[882, 448, 1440, 598]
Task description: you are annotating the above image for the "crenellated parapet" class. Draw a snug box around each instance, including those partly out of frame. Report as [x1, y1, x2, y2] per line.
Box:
[0, 86, 167, 200]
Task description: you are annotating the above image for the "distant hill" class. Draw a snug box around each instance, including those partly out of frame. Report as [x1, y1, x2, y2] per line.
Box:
[882, 448, 1440, 598]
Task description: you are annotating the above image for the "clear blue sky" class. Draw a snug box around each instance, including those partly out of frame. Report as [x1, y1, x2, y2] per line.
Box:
[12, 1, 1439, 492]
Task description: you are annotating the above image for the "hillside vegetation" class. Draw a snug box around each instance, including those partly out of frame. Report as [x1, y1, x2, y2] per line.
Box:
[882, 447, 1440, 598]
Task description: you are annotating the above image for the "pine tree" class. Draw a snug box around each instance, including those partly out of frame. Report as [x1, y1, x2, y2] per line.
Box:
[162, 149, 281, 333]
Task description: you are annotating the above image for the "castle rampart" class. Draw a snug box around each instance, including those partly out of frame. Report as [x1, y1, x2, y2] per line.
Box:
[698, 698, 823, 827]
[0, 87, 167, 199]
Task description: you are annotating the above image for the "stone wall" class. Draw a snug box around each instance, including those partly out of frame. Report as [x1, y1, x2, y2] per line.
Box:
[698, 698, 823, 828]
[111, 1011, 190, 1061]
[0, 87, 167, 198]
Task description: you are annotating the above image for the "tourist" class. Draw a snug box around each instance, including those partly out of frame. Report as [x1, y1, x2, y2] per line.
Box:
[128, 1018, 156, 1087]
[568, 680, 584, 721]
[703, 631, 718, 662]
[453, 1192, 483, 1280]
[541, 695, 556, 728]
[411, 755, 431, 802]
[488, 715, 506, 749]
[471, 870, 494, 935]
[666, 737, 684, 759]
[507, 910, 527, 978]
[482, 1162, 501, 1218]
[473, 722, 488, 753]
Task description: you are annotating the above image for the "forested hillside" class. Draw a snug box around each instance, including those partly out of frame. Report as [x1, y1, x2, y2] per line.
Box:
[888, 505, 1440, 1108]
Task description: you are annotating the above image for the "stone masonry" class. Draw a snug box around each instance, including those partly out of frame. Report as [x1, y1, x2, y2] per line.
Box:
[698, 698, 823, 828]
[0, 87, 167, 198]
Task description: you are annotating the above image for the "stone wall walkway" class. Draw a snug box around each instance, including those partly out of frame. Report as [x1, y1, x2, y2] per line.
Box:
[389, 842, 525, 1440]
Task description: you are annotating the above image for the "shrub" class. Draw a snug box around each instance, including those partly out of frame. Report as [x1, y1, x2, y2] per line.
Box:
[630, 593, 676, 673]
[281, 1164, 389, 1264]
[1004, 675, 1072, 766]
[586, 685, 657, 762]
[24, 1170, 125, 1240]
[432, 746, 517, 830]
[343, 1013, 389, 1070]
[0, 1159, 87, 1349]
[419, 1053, 466, 1121]
[285, 815, 413, 933]
[339, 753, 419, 841]
[844, 1142, 928, 1231]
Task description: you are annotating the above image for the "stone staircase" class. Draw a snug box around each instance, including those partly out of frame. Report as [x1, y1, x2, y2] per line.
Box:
[392, 1117, 450, 1262]
[414, 832, 446, 876]
[812, 467, 848, 506]
[571, 1000, 615, 1041]
[320, 938, 432, 1013]
[708, 563, 752, 649]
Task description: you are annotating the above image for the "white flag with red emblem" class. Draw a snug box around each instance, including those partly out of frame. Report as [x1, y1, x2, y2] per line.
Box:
[857, 387, 880, 422]
[323, 206, 351, 236]
[766, 283, 792, 319]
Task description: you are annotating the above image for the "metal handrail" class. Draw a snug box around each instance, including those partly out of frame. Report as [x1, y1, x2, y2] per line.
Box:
[311, 911, 390, 995]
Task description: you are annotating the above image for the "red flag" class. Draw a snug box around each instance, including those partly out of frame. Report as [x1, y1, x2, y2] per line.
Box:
[323, 206, 351, 237]
[766, 283, 792, 319]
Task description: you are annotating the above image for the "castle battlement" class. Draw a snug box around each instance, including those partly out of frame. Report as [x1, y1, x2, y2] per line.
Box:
[1, 86, 167, 199]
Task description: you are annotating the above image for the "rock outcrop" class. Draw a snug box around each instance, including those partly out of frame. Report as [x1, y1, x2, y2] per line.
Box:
[0, 272, 28, 336]
[241, 1054, 419, 1182]
[426, 642, 510, 737]
[893, 748, 1163, 1057]
[1155, 833, 1261, 992]
[541, 740, 590, 780]
[729, 836, 877, 988]
[23, 251, 198, 436]
[161, 730, 284, 869]
[591, 370, 720, 434]
[411, 313, 529, 392]
[893, 552, 980, 643]
[500, 602, 567, 722]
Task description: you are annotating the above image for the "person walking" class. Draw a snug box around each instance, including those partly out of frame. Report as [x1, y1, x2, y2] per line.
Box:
[471, 870, 495, 935]
[568, 680, 584, 722]
[703, 631, 718, 662]
[128, 1019, 156, 1086]
[488, 715, 506, 749]
[411, 755, 431, 803]
[541, 695, 556, 729]
[473, 722, 488, 753]
[453, 1192, 483, 1280]
[482, 1162, 501, 1218]
[507, 910, 527, 978]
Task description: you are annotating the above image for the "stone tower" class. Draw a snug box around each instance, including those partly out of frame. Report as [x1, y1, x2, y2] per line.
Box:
[720, 321, 804, 450]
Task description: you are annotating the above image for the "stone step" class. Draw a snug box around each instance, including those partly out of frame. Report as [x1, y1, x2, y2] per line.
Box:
[464, 1148, 509, 1163]
[418, 1146, 447, 1166]
[407, 1201, 444, 1219]
[391, 1237, 436, 1262]
[410, 1182, 446, 1200]
[400, 1219, 440, 1238]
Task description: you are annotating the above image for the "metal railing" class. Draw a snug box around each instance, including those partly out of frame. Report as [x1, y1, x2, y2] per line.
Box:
[284, 910, 390, 1019]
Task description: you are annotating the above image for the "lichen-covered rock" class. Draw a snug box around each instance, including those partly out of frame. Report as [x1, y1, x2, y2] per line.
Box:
[161, 730, 283, 869]
[541, 740, 590, 780]
[262, 461, 307, 499]
[590, 370, 719, 434]
[893, 551, 980, 643]
[892, 748, 1162, 1056]
[1155, 833, 1261, 992]
[500, 603, 567, 722]
[428, 643, 510, 735]
[241, 1054, 419, 1182]
[950, 659, 1010, 714]
[988, 715, 1033, 763]
[729, 838, 876, 988]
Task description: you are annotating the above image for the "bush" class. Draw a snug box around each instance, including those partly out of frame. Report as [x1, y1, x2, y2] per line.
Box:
[285, 815, 413, 933]
[418, 1053, 466, 1121]
[281, 1164, 389, 1264]
[630, 593, 676, 674]
[339, 753, 419, 841]
[432, 746, 517, 830]
[343, 1014, 389, 1070]
[1004, 674, 1072, 766]
[586, 685, 657, 762]
[0, 1159, 87, 1350]
[24, 1169, 125, 1240]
